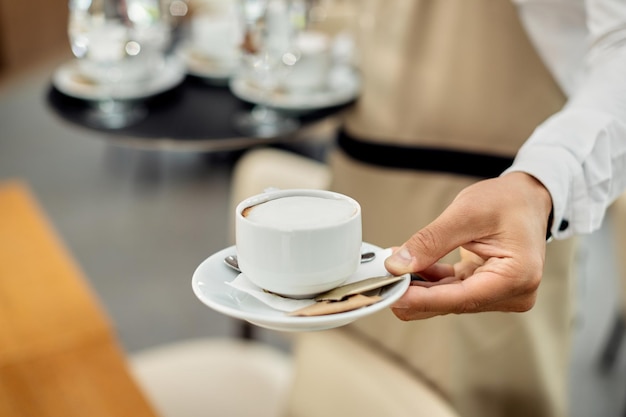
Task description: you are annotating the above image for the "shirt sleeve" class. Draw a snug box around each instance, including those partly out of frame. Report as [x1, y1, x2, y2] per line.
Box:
[503, 0, 626, 240]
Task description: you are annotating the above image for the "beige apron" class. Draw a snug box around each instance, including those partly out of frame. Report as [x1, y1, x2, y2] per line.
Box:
[285, 1, 578, 417]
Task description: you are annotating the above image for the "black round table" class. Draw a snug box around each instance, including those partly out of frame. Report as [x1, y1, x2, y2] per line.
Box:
[46, 75, 352, 152]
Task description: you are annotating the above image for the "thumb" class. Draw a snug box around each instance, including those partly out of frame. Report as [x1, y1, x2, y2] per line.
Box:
[383, 178, 502, 276]
[385, 212, 474, 276]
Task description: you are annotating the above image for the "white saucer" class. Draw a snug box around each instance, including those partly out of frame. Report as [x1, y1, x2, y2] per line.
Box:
[228, 65, 362, 113]
[191, 243, 410, 332]
[179, 44, 239, 82]
[52, 57, 186, 101]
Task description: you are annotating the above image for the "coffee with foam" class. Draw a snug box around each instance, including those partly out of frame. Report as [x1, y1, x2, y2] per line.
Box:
[242, 196, 357, 230]
[235, 189, 362, 297]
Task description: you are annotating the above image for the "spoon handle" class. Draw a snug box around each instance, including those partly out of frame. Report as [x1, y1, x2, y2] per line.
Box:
[224, 251, 376, 274]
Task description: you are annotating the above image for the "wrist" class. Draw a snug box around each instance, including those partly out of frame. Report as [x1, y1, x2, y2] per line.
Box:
[503, 172, 554, 241]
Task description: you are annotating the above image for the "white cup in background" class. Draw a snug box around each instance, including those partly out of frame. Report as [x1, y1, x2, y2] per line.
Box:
[282, 30, 333, 93]
[71, 15, 171, 84]
[190, 12, 242, 63]
[235, 189, 362, 298]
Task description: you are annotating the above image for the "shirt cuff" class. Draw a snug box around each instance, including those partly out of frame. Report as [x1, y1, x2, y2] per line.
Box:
[502, 145, 579, 240]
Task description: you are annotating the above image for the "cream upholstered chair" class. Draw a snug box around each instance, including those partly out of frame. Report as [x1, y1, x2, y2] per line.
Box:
[229, 147, 461, 417]
[129, 338, 293, 417]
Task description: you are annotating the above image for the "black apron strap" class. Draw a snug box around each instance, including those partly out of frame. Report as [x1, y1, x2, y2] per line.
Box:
[337, 130, 515, 179]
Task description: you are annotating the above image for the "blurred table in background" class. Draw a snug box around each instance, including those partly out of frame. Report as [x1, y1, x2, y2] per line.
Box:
[46, 75, 352, 153]
[0, 180, 159, 417]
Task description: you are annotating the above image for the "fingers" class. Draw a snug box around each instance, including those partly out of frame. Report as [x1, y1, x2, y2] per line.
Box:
[391, 277, 537, 321]
[411, 262, 456, 282]
[390, 260, 540, 320]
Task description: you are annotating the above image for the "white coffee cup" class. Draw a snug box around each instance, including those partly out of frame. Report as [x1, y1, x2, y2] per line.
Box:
[282, 30, 333, 93]
[235, 189, 362, 298]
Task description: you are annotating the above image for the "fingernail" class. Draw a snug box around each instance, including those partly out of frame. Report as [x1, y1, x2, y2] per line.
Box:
[387, 247, 413, 268]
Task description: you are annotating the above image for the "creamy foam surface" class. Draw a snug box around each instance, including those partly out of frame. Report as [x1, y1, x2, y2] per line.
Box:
[243, 196, 356, 230]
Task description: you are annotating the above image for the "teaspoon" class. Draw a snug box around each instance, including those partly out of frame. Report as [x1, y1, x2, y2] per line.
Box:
[224, 251, 376, 273]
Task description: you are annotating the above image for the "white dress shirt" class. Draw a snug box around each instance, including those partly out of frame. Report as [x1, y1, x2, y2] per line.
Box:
[503, 0, 626, 239]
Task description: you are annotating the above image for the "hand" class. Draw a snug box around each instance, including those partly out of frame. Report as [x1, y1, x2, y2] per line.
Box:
[384, 172, 553, 320]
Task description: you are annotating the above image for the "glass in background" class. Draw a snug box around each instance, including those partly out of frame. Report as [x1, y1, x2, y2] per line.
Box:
[181, 0, 243, 84]
[232, 0, 304, 138]
[299, 0, 359, 72]
[68, 0, 178, 128]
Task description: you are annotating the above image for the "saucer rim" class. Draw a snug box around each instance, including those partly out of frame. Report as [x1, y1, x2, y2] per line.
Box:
[191, 243, 410, 332]
[228, 65, 362, 113]
[52, 57, 186, 101]
[178, 43, 240, 81]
